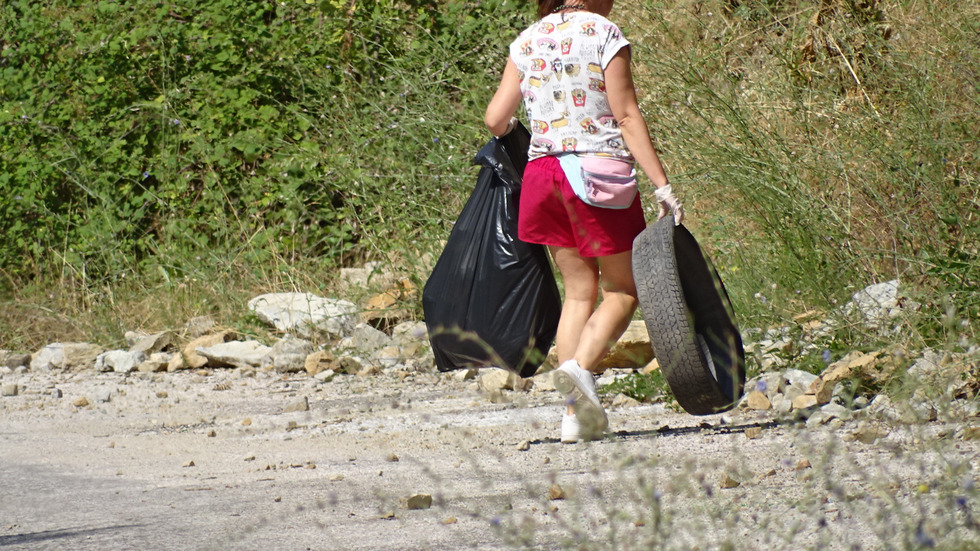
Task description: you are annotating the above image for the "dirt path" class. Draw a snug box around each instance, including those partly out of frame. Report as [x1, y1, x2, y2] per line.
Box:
[2, 367, 978, 550]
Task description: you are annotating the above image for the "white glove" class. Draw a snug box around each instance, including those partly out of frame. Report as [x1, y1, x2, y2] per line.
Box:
[654, 184, 684, 226]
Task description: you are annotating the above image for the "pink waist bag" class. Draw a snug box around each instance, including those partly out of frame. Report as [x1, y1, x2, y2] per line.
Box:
[558, 154, 638, 209]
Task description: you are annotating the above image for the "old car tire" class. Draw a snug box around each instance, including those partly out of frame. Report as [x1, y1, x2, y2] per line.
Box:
[632, 217, 746, 415]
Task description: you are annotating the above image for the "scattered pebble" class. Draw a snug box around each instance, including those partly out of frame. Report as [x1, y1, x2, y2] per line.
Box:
[283, 396, 309, 413]
[401, 494, 432, 510]
[720, 474, 741, 489]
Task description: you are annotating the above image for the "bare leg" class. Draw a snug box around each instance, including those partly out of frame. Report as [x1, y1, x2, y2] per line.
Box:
[549, 247, 638, 372]
[548, 246, 599, 367]
[549, 247, 638, 418]
[571, 250, 639, 372]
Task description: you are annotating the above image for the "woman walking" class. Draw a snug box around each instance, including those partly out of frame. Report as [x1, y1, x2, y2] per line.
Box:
[485, 0, 683, 442]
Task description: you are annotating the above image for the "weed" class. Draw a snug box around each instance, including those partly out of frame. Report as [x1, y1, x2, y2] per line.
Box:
[600, 370, 672, 404]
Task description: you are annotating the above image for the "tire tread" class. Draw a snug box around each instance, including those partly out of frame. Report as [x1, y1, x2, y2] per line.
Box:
[632, 218, 745, 415]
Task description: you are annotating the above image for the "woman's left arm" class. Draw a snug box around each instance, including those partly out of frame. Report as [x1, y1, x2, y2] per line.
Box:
[604, 48, 668, 189]
[606, 47, 684, 224]
[485, 59, 523, 137]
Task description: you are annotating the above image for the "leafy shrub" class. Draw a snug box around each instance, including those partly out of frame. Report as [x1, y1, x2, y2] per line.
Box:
[0, 0, 529, 287]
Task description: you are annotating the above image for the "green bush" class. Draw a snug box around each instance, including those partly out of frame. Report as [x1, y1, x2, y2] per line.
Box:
[0, 0, 529, 287]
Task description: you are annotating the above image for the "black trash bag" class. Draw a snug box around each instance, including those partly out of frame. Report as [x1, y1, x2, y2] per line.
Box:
[422, 123, 561, 378]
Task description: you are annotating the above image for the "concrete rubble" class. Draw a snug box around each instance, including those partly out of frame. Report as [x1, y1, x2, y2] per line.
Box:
[2, 276, 978, 444]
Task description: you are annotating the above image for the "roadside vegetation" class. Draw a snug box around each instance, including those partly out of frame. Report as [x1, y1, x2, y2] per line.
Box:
[0, 0, 529, 349]
[1, 0, 976, 355]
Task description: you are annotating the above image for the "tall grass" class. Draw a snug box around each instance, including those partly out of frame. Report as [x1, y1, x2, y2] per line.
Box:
[622, 0, 979, 347]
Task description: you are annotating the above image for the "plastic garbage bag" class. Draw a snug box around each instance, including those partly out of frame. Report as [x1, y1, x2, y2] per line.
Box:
[422, 123, 561, 378]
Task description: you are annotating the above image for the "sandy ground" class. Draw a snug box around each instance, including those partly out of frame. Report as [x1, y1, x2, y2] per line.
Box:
[1, 366, 978, 551]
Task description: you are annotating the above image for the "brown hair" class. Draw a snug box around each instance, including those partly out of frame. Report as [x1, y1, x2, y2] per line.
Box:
[537, 1, 561, 19]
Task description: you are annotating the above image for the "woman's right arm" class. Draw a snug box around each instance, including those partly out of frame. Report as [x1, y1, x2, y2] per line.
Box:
[485, 59, 523, 137]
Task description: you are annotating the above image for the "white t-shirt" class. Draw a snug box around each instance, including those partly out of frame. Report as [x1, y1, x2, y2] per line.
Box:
[508, 11, 632, 161]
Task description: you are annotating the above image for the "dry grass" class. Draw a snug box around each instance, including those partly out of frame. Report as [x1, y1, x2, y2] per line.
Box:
[617, 0, 978, 339]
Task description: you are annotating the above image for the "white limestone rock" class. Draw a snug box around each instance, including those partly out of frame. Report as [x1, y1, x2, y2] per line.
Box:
[248, 293, 358, 340]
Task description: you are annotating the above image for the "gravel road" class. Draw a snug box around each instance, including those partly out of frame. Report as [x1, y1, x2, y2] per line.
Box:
[2, 366, 978, 550]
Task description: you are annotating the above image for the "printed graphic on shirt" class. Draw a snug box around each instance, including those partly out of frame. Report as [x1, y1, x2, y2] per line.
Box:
[509, 12, 632, 161]
[551, 111, 570, 129]
[599, 115, 619, 128]
[579, 117, 598, 134]
[551, 59, 563, 80]
[538, 38, 558, 52]
[532, 137, 556, 153]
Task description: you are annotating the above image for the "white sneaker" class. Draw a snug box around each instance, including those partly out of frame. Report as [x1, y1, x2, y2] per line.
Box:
[553, 360, 608, 440]
[561, 413, 580, 444]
